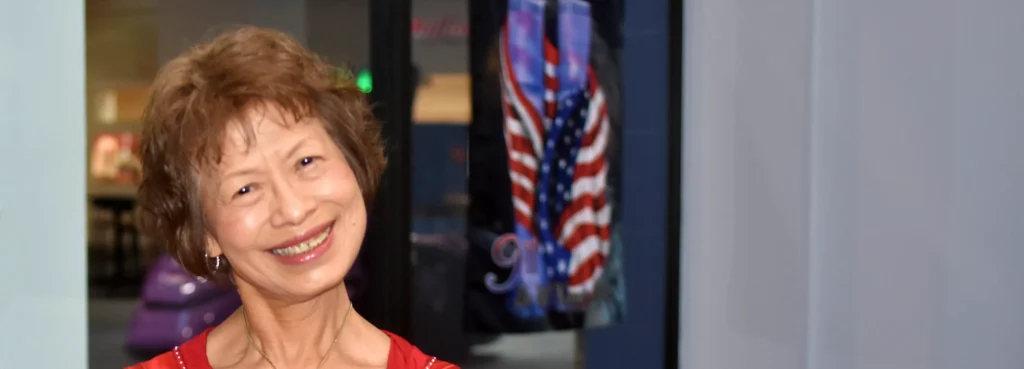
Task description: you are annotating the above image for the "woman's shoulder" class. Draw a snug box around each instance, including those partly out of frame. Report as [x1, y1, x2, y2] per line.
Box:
[382, 331, 459, 369]
[124, 328, 213, 369]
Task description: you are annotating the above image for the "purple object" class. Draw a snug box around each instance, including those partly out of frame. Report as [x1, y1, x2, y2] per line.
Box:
[557, 0, 591, 97]
[507, 0, 547, 114]
[124, 255, 241, 356]
[125, 254, 368, 357]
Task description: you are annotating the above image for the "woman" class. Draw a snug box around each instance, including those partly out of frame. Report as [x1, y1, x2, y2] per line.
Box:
[128, 27, 456, 369]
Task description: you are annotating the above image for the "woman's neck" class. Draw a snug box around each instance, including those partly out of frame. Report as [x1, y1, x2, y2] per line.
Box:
[237, 282, 354, 366]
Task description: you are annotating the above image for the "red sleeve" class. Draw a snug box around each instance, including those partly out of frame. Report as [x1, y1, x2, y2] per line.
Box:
[124, 351, 178, 369]
[382, 331, 460, 369]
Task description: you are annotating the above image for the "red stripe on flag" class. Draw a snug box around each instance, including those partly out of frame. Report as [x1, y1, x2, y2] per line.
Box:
[587, 66, 600, 95]
[563, 223, 612, 252]
[500, 25, 546, 147]
[569, 253, 606, 287]
[555, 191, 610, 246]
[572, 155, 606, 179]
[581, 106, 608, 146]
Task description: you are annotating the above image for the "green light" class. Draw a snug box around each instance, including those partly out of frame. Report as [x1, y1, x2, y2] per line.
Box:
[356, 69, 372, 93]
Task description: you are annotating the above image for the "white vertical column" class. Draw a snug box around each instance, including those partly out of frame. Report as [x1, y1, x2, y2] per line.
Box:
[809, 0, 1024, 368]
[681, 0, 816, 368]
[683, 0, 1024, 368]
[942, 2, 1024, 368]
[809, 1, 957, 368]
[0, 0, 88, 367]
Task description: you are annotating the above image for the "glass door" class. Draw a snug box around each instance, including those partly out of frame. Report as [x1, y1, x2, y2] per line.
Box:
[407, 0, 627, 368]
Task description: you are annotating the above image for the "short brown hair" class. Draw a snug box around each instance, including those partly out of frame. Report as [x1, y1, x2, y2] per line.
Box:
[136, 26, 386, 279]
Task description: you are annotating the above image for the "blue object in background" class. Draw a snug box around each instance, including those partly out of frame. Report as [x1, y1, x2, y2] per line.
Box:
[410, 123, 468, 235]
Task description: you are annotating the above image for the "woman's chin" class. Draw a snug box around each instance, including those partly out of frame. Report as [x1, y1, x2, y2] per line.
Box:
[236, 262, 353, 303]
[264, 272, 349, 303]
[298, 283, 348, 302]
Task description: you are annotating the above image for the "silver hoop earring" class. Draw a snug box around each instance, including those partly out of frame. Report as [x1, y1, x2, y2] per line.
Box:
[205, 252, 222, 273]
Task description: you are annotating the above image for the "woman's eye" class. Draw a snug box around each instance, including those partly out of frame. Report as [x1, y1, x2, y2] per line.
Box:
[299, 156, 319, 167]
[234, 185, 253, 197]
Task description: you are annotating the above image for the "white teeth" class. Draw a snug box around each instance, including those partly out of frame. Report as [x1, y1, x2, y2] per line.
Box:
[271, 226, 331, 256]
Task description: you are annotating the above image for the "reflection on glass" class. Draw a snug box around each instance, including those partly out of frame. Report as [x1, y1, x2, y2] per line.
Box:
[460, 0, 626, 367]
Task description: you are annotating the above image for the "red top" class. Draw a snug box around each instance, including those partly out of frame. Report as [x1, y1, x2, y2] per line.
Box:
[126, 328, 457, 369]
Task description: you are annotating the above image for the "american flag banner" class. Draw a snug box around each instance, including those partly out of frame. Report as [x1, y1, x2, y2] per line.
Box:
[498, 0, 612, 304]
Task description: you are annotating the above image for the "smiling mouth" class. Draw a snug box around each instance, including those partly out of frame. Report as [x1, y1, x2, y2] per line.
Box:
[269, 224, 333, 257]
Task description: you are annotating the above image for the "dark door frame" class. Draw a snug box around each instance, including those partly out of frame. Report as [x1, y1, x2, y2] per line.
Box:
[666, 0, 684, 367]
[362, 0, 414, 338]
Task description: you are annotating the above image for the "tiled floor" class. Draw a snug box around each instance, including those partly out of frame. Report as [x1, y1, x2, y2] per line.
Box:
[89, 298, 575, 369]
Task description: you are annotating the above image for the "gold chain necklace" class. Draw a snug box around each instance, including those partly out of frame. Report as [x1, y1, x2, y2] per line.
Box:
[242, 302, 353, 369]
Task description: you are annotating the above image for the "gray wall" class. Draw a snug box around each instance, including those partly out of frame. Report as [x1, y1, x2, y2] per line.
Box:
[157, 0, 467, 74]
[306, 0, 369, 68]
[682, 0, 1024, 368]
[0, 0, 88, 367]
[156, 0, 309, 64]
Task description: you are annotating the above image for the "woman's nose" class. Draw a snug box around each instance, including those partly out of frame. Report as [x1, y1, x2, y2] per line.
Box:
[269, 177, 315, 227]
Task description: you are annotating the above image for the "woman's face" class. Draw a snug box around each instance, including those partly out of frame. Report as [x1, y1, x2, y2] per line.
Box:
[202, 103, 365, 302]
